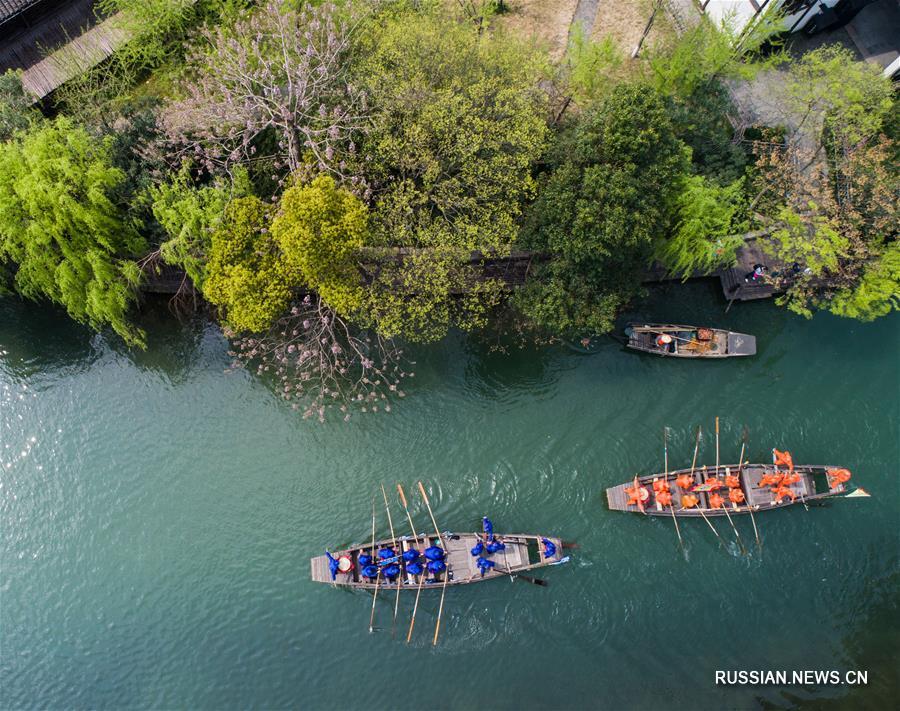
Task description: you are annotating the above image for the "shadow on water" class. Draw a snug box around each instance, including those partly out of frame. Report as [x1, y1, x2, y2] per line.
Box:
[127, 297, 212, 384]
[461, 334, 564, 399]
[0, 297, 99, 380]
[0, 296, 209, 384]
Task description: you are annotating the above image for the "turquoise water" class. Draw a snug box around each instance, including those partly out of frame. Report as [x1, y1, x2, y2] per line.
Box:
[1, 281, 898, 710]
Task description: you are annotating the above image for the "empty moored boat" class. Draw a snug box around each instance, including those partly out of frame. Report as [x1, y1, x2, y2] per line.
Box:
[606, 463, 861, 517]
[625, 323, 756, 358]
[311, 530, 566, 588]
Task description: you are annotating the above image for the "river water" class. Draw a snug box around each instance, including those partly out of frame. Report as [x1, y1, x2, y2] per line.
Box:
[1, 281, 898, 710]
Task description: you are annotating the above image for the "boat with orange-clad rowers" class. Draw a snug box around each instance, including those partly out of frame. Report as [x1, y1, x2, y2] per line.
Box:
[606, 448, 867, 517]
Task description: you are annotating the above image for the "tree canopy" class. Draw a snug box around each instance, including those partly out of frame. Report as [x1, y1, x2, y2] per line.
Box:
[516, 83, 690, 335]
[272, 175, 369, 319]
[0, 117, 146, 345]
[203, 196, 293, 333]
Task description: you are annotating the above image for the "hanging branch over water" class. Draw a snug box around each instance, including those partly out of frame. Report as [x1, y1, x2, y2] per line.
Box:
[225, 296, 410, 421]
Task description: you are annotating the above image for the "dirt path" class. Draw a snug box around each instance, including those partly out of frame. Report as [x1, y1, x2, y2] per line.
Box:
[569, 0, 601, 39]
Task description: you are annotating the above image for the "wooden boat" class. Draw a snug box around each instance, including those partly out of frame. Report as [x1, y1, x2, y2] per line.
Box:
[625, 323, 756, 358]
[606, 464, 860, 517]
[311, 532, 566, 588]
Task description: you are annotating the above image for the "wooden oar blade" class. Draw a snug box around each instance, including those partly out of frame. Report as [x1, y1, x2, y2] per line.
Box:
[517, 575, 548, 587]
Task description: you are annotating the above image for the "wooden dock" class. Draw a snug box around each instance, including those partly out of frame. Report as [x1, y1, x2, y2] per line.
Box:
[717, 237, 784, 302]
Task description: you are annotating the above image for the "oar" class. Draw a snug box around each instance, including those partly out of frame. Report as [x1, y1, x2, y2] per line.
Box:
[663, 427, 684, 551]
[715, 418, 747, 554]
[380, 483, 401, 639]
[690, 427, 723, 543]
[367, 497, 378, 633]
[493, 561, 548, 587]
[417, 481, 449, 647]
[398, 484, 426, 644]
[739, 427, 761, 549]
[368, 570, 381, 634]
[397, 484, 419, 541]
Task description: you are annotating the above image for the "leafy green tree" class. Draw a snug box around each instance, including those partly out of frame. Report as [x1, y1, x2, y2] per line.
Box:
[355, 11, 547, 252]
[782, 45, 894, 147]
[752, 50, 897, 321]
[0, 117, 146, 345]
[657, 174, 747, 277]
[203, 196, 295, 333]
[828, 241, 899, 321]
[0, 70, 37, 141]
[350, 7, 548, 340]
[756, 134, 898, 320]
[272, 175, 369, 318]
[566, 27, 627, 107]
[150, 164, 252, 288]
[517, 83, 690, 335]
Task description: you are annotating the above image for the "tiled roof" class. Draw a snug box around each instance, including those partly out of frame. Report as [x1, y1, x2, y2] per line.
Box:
[0, 0, 42, 25]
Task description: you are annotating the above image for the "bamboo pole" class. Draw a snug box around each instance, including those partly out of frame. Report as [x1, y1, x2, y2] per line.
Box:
[381, 484, 402, 638]
[398, 485, 426, 644]
[664, 428, 684, 549]
[417, 482, 449, 647]
[715, 420, 747, 553]
[367, 497, 379, 633]
[689, 427, 723, 541]
[738, 432, 761, 549]
[368, 572, 381, 633]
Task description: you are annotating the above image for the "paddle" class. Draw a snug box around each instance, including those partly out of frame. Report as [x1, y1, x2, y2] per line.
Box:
[368, 570, 381, 634]
[398, 484, 426, 645]
[739, 426, 761, 549]
[664, 427, 684, 551]
[417, 481, 449, 647]
[689, 427, 723, 544]
[380, 483, 402, 639]
[367, 497, 378, 633]
[493, 561, 548, 587]
[715, 418, 747, 555]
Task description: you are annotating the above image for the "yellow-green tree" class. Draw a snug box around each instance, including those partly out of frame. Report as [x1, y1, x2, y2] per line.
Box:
[0, 117, 146, 345]
[272, 175, 368, 318]
[203, 196, 295, 333]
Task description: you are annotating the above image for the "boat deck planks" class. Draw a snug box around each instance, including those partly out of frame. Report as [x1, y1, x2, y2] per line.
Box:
[607, 465, 844, 517]
[311, 532, 561, 588]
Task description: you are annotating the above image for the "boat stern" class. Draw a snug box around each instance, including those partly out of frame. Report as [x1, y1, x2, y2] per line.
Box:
[727, 332, 756, 356]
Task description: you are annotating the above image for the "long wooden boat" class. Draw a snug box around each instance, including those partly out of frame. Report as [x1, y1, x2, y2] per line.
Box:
[311, 532, 566, 588]
[625, 323, 756, 358]
[606, 464, 858, 517]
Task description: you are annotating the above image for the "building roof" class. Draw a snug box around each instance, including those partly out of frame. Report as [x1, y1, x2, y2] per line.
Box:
[0, 0, 42, 25]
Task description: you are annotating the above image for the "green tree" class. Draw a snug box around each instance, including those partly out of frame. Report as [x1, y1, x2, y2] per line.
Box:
[756, 134, 898, 320]
[0, 70, 37, 141]
[782, 45, 894, 147]
[203, 196, 295, 333]
[753, 50, 897, 321]
[657, 174, 747, 277]
[149, 163, 252, 288]
[828, 241, 899, 321]
[350, 7, 548, 341]
[272, 175, 369, 318]
[0, 117, 146, 345]
[517, 84, 690, 335]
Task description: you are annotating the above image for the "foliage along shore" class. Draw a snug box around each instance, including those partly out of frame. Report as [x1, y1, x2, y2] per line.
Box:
[0, 0, 897, 419]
